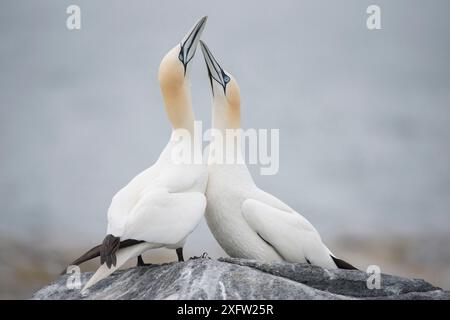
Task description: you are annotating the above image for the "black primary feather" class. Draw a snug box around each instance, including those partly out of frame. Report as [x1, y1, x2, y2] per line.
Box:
[61, 238, 144, 274]
[100, 234, 121, 268]
[331, 255, 358, 270]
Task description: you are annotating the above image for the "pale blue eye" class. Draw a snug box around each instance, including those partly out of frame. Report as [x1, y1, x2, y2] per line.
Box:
[224, 76, 230, 83]
[179, 52, 183, 61]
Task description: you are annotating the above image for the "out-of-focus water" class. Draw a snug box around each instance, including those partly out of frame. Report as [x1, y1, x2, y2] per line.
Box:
[1, 0, 450, 263]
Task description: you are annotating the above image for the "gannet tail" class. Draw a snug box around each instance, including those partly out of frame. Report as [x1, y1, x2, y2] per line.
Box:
[61, 244, 102, 275]
[81, 242, 156, 292]
[330, 255, 358, 270]
[61, 239, 145, 275]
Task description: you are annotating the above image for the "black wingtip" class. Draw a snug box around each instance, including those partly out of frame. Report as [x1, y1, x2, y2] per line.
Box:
[61, 238, 145, 274]
[60, 243, 103, 275]
[101, 234, 120, 269]
[331, 255, 359, 270]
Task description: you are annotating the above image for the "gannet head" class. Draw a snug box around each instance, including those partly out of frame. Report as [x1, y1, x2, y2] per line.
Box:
[159, 16, 207, 88]
[199, 41, 240, 129]
[158, 16, 207, 131]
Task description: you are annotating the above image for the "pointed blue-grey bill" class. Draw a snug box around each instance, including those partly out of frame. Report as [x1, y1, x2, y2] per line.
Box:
[199, 40, 230, 92]
[179, 16, 208, 68]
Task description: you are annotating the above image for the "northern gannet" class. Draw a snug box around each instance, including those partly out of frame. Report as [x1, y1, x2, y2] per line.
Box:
[199, 41, 357, 270]
[65, 16, 209, 291]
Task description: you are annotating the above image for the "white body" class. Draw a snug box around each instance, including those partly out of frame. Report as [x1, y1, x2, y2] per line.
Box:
[107, 134, 207, 246]
[83, 134, 207, 291]
[82, 16, 209, 291]
[206, 159, 336, 268]
[199, 44, 338, 267]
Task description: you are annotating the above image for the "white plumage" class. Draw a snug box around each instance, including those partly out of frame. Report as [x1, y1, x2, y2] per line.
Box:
[106, 140, 207, 245]
[82, 17, 209, 291]
[83, 136, 208, 291]
[200, 41, 356, 270]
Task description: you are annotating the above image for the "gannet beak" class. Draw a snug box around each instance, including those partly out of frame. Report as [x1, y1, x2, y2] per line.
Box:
[179, 16, 208, 71]
[199, 40, 230, 94]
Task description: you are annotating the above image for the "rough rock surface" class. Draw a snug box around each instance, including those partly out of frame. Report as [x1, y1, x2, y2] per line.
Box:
[32, 258, 450, 300]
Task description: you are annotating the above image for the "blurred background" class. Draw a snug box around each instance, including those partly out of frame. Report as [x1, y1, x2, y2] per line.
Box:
[1, 0, 450, 299]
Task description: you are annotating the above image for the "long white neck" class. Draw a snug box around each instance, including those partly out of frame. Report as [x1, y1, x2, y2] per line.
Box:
[212, 98, 228, 133]
[209, 98, 246, 167]
[158, 46, 196, 135]
[211, 95, 240, 133]
[159, 73, 200, 166]
[163, 80, 195, 134]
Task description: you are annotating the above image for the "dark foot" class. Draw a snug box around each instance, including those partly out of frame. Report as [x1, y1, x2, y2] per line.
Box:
[136, 255, 154, 267]
[189, 252, 210, 260]
[176, 247, 184, 262]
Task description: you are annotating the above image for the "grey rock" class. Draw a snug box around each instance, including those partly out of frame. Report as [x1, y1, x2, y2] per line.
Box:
[31, 258, 449, 300]
[219, 258, 440, 298]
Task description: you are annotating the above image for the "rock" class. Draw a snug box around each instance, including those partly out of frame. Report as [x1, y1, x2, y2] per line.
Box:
[219, 258, 440, 298]
[31, 258, 450, 300]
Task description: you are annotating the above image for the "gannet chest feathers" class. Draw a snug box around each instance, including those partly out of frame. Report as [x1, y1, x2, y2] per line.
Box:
[66, 16, 209, 292]
[200, 41, 357, 270]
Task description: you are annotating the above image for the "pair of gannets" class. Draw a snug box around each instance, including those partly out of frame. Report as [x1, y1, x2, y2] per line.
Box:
[67, 16, 356, 292]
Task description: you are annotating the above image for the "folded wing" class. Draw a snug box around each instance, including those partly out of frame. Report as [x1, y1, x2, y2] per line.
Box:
[241, 198, 335, 268]
[108, 187, 206, 245]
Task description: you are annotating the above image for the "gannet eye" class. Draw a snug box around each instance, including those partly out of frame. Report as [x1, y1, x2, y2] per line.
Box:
[223, 75, 230, 83]
[179, 52, 184, 61]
